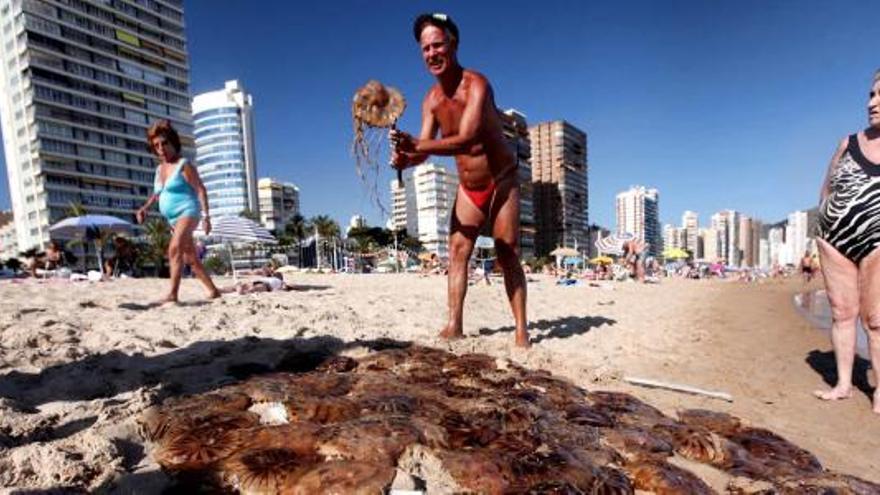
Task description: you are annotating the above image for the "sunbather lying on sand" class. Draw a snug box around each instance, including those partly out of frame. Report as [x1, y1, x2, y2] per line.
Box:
[221, 273, 291, 295]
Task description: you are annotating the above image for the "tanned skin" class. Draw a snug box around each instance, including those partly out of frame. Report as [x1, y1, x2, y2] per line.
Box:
[391, 24, 529, 348]
[137, 135, 221, 304]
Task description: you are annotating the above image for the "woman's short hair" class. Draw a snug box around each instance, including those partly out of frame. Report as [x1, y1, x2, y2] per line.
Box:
[874, 69, 880, 84]
[146, 120, 181, 155]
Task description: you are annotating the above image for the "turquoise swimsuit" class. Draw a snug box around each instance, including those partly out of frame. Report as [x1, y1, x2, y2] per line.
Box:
[154, 159, 200, 226]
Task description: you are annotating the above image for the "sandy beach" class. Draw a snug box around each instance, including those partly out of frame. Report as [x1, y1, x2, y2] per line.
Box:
[0, 273, 877, 492]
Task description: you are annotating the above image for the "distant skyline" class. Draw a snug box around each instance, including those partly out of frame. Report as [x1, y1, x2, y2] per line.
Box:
[0, 0, 877, 229]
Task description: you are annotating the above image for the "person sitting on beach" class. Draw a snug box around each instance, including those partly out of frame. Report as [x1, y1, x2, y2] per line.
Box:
[28, 240, 63, 277]
[391, 13, 529, 347]
[103, 237, 137, 277]
[813, 68, 880, 413]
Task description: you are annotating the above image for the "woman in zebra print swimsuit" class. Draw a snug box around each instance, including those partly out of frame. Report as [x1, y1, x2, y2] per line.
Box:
[814, 69, 880, 414]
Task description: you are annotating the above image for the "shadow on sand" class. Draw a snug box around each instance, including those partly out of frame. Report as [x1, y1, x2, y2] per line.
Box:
[0, 334, 414, 494]
[0, 335, 410, 408]
[805, 349, 875, 400]
[287, 284, 332, 292]
[117, 300, 212, 311]
[478, 315, 617, 344]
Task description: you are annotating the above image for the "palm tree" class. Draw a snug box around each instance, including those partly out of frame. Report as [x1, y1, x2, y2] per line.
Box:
[283, 214, 307, 267]
[310, 215, 341, 269]
[142, 218, 171, 276]
[62, 201, 88, 219]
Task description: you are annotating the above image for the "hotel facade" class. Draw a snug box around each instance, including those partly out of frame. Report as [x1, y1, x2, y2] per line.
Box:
[192, 79, 258, 218]
[0, 0, 191, 250]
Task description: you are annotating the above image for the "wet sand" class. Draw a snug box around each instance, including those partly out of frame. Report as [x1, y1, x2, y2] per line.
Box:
[0, 274, 876, 491]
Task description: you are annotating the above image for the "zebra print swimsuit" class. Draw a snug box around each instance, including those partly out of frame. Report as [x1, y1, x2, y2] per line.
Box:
[817, 134, 880, 263]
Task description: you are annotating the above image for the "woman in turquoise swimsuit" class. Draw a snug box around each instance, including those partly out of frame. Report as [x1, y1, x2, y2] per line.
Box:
[136, 120, 220, 303]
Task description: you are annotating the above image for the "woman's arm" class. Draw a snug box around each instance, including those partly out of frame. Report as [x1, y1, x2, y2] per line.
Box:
[819, 137, 849, 202]
[136, 194, 158, 224]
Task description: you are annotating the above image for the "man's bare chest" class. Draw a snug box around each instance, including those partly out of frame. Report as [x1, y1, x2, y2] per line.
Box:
[433, 100, 466, 136]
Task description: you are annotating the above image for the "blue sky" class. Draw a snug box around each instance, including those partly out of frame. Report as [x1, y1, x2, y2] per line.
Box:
[1, 0, 877, 229]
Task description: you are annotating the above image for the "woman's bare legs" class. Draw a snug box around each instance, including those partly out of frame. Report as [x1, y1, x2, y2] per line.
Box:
[858, 248, 880, 413]
[814, 238, 859, 400]
[178, 218, 220, 298]
[160, 220, 188, 303]
[161, 216, 220, 302]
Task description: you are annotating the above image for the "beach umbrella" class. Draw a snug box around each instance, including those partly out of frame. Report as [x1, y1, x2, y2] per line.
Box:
[194, 216, 277, 280]
[662, 247, 690, 260]
[563, 256, 583, 266]
[595, 233, 635, 256]
[549, 246, 579, 257]
[194, 216, 277, 244]
[49, 214, 133, 271]
[590, 255, 614, 265]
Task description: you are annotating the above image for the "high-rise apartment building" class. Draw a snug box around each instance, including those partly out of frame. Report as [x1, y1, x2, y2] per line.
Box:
[0, 209, 16, 259]
[725, 211, 741, 266]
[663, 224, 684, 251]
[390, 172, 416, 235]
[749, 218, 762, 267]
[587, 224, 610, 258]
[758, 238, 770, 269]
[681, 210, 699, 255]
[701, 228, 720, 262]
[192, 80, 257, 218]
[615, 186, 660, 257]
[500, 109, 535, 259]
[348, 214, 366, 231]
[257, 177, 299, 232]
[529, 120, 588, 255]
[787, 210, 809, 260]
[0, 0, 191, 251]
[738, 215, 753, 267]
[389, 162, 458, 258]
[768, 226, 786, 266]
[710, 210, 740, 264]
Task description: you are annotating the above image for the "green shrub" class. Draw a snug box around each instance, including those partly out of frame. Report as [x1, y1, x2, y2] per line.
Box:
[203, 255, 228, 276]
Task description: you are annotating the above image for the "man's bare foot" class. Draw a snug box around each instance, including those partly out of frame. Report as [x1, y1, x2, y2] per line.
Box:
[438, 326, 465, 340]
[813, 386, 853, 401]
[514, 329, 531, 349]
[206, 289, 222, 299]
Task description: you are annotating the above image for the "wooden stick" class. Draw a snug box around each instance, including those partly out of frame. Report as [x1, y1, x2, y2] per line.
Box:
[623, 376, 733, 402]
[392, 120, 403, 187]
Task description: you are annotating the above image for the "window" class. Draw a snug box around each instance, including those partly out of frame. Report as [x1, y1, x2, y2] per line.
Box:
[78, 145, 101, 159]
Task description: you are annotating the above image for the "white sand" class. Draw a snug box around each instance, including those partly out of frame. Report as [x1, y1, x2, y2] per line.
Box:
[0, 274, 876, 491]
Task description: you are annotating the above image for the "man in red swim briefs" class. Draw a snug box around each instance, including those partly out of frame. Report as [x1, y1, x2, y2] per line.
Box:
[391, 13, 529, 348]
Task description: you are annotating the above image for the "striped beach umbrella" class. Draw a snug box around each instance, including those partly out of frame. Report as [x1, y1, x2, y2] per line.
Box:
[194, 216, 277, 280]
[595, 232, 636, 256]
[194, 216, 277, 245]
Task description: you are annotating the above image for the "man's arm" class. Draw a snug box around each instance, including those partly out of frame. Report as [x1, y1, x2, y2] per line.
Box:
[392, 94, 437, 168]
[414, 75, 488, 156]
